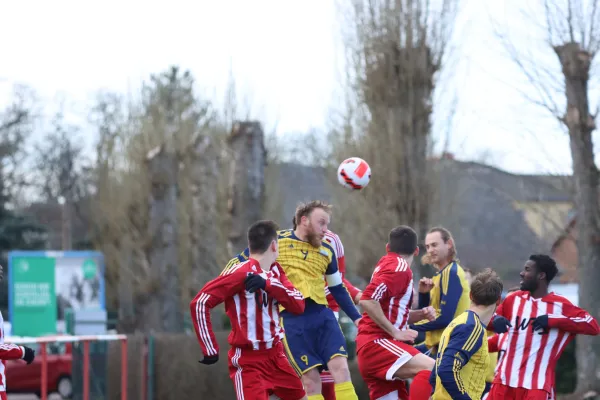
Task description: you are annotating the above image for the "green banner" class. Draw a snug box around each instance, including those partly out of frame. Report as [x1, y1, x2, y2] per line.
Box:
[11, 257, 56, 336]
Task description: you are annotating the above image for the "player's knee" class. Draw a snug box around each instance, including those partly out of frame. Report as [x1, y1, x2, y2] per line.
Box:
[327, 355, 351, 383]
[301, 368, 322, 395]
[393, 354, 435, 380]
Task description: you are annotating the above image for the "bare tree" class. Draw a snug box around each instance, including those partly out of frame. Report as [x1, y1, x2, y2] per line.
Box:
[89, 67, 230, 332]
[145, 144, 181, 332]
[33, 111, 89, 249]
[227, 121, 266, 255]
[0, 85, 37, 207]
[494, 1, 600, 395]
[334, 0, 458, 279]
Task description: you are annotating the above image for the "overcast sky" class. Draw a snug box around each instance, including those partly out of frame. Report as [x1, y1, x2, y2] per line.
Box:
[1, 0, 599, 175]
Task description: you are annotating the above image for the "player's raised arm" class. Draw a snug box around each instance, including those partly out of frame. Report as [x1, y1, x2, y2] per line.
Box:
[266, 262, 305, 314]
[411, 263, 463, 332]
[189, 265, 247, 360]
[435, 323, 484, 400]
[324, 243, 362, 322]
[534, 298, 600, 336]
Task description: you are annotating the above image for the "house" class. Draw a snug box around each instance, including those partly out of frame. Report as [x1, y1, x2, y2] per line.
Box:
[551, 213, 579, 283]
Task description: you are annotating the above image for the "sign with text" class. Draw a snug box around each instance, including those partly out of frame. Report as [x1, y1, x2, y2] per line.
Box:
[11, 257, 56, 336]
[9, 251, 105, 337]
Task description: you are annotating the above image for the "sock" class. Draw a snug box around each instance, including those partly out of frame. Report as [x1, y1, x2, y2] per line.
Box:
[321, 381, 336, 400]
[308, 395, 325, 400]
[334, 381, 358, 400]
[408, 370, 433, 400]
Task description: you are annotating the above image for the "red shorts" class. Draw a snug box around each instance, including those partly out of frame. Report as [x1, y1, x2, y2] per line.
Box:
[488, 383, 551, 400]
[0, 392, 5, 400]
[227, 342, 306, 400]
[356, 338, 419, 399]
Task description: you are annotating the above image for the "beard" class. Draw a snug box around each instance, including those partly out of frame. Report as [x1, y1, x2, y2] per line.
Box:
[305, 225, 322, 247]
[520, 279, 538, 292]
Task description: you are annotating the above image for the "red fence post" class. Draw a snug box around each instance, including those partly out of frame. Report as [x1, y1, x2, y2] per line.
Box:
[83, 340, 90, 400]
[121, 337, 128, 400]
[40, 343, 48, 400]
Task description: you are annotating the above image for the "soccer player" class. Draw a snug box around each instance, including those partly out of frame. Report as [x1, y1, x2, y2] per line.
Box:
[411, 226, 471, 356]
[482, 286, 519, 400]
[488, 254, 600, 400]
[234, 201, 363, 400]
[429, 268, 504, 400]
[322, 228, 363, 400]
[356, 225, 438, 400]
[190, 220, 309, 400]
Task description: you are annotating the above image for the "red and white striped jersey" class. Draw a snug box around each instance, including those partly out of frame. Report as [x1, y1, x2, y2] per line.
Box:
[190, 259, 305, 357]
[323, 230, 361, 313]
[356, 252, 414, 349]
[493, 291, 600, 394]
[0, 311, 26, 392]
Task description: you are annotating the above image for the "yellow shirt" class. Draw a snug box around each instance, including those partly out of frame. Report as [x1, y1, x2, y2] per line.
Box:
[414, 261, 471, 349]
[222, 229, 337, 307]
[431, 310, 490, 400]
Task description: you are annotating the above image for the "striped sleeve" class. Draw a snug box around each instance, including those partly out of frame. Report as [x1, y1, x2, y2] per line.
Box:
[190, 263, 247, 356]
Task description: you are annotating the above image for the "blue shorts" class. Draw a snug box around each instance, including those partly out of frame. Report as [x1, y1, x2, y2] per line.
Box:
[281, 300, 348, 374]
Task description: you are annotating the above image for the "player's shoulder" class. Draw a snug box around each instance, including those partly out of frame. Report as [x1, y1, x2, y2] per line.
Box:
[450, 312, 484, 336]
[222, 259, 256, 275]
[278, 229, 294, 239]
[545, 292, 575, 306]
[324, 230, 342, 247]
[445, 261, 463, 276]
[374, 254, 411, 276]
[318, 238, 336, 256]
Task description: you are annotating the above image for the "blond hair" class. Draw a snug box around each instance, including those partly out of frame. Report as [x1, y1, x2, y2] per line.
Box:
[421, 226, 459, 266]
[294, 200, 332, 226]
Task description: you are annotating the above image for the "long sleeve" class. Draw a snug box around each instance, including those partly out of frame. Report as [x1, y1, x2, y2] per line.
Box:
[547, 302, 600, 335]
[267, 263, 305, 314]
[418, 292, 430, 309]
[436, 324, 484, 400]
[326, 255, 361, 321]
[337, 254, 361, 300]
[189, 268, 246, 357]
[0, 344, 25, 360]
[411, 266, 464, 332]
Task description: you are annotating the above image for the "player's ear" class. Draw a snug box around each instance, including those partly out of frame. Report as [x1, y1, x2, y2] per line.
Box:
[469, 292, 474, 302]
[386, 243, 390, 252]
[413, 246, 420, 256]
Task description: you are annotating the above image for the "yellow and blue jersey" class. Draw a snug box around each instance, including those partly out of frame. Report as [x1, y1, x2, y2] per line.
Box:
[225, 229, 355, 310]
[430, 310, 490, 400]
[412, 261, 471, 349]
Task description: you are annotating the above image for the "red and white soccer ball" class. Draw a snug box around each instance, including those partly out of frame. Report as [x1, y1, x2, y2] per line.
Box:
[337, 157, 371, 190]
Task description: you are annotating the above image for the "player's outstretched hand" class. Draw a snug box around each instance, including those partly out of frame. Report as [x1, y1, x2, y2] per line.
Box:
[422, 306, 436, 321]
[244, 274, 266, 293]
[532, 315, 549, 334]
[199, 354, 219, 365]
[393, 328, 418, 343]
[354, 317, 362, 327]
[23, 346, 35, 365]
[418, 277, 434, 293]
[492, 315, 512, 334]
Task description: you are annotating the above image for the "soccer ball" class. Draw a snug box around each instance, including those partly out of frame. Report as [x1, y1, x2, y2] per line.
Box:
[337, 157, 371, 190]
